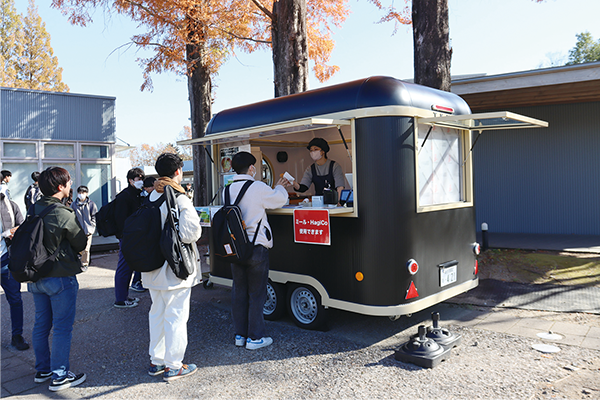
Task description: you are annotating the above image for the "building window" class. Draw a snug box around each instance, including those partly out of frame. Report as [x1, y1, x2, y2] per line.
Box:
[417, 124, 463, 207]
[44, 143, 74, 159]
[81, 164, 112, 209]
[3, 142, 36, 158]
[0, 163, 39, 211]
[82, 144, 109, 159]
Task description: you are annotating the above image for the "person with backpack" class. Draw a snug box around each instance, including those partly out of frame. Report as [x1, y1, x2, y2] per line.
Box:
[142, 153, 202, 381]
[1, 190, 29, 351]
[129, 176, 157, 294]
[71, 186, 97, 268]
[24, 171, 42, 211]
[27, 167, 88, 391]
[226, 152, 290, 350]
[113, 167, 145, 308]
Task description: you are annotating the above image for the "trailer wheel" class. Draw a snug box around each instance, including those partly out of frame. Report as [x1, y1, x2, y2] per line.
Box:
[287, 284, 327, 330]
[264, 281, 286, 321]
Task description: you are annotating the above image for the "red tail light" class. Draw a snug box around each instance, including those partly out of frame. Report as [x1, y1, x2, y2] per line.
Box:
[474, 259, 479, 275]
[407, 259, 419, 275]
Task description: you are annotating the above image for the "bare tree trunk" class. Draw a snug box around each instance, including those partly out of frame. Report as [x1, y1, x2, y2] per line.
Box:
[187, 41, 211, 206]
[412, 0, 452, 91]
[271, 0, 309, 97]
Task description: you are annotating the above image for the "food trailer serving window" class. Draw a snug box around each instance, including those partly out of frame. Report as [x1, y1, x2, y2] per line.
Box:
[180, 118, 356, 217]
[415, 111, 547, 213]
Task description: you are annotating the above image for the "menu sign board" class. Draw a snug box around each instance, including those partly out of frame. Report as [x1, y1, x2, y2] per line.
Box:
[293, 209, 330, 245]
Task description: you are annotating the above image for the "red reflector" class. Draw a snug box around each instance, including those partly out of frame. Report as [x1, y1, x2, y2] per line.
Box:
[405, 281, 419, 299]
[474, 259, 479, 275]
[431, 105, 454, 113]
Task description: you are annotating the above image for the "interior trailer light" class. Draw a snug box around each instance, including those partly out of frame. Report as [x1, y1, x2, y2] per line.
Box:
[407, 259, 419, 275]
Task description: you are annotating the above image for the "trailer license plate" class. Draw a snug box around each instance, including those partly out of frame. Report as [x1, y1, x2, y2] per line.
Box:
[440, 265, 457, 287]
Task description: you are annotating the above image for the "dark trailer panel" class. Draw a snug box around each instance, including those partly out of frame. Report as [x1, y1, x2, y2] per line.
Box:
[185, 76, 547, 328]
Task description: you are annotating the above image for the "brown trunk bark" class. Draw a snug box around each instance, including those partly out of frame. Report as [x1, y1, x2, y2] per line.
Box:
[186, 40, 211, 206]
[271, 0, 309, 97]
[412, 0, 452, 91]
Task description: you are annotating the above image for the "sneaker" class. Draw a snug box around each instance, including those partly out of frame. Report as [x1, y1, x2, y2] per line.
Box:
[130, 281, 147, 292]
[148, 364, 166, 376]
[163, 364, 198, 382]
[235, 335, 246, 347]
[128, 297, 140, 303]
[48, 371, 86, 392]
[34, 371, 53, 383]
[11, 335, 30, 351]
[246, 337, 273, 350]
[114, 300, 138, 308]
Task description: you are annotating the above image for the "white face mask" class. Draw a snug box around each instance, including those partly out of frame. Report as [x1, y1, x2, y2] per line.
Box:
[249, 165, 257, 178]
[140, 190, 148, 197]
[77, 193, 87, 201]
[310, 150, 322, 162]
[133, 180, 144, 190]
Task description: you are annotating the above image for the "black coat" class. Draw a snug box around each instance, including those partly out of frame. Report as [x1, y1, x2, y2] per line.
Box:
[114, 185, 143, 238]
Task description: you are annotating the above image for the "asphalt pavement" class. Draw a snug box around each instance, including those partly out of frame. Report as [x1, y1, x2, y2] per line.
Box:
[2, 243, 600, 398]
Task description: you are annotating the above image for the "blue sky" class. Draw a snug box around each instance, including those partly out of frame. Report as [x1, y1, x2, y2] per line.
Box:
[15, 0, 600, 146]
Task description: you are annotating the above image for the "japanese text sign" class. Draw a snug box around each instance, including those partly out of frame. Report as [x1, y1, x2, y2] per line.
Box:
[293, 209, 330, 245]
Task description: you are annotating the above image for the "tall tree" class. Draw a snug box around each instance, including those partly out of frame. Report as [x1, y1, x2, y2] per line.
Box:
[0, 0, 23, 87]
[53, 0, 348, 204]
[250, 0, 348, 97]
[17, 0, 69, 91]
[371, 0, 545, 91]
[412, 0, 451, 91]
[567, 32, 600, 65]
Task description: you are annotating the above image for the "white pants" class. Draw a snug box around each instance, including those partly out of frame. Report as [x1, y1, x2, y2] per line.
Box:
[81, 234, 93, 266]
[148, 287, 191, 370]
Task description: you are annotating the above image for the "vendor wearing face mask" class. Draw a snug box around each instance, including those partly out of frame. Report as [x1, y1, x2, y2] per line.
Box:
[292, 138, 345, 202]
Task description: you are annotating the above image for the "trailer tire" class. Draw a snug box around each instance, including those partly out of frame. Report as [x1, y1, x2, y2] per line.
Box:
[287, 284, 328, 330]
[264, 281, 286, 320]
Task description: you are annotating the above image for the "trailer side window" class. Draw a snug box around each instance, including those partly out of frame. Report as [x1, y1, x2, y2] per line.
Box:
[417, 124, 464, 208]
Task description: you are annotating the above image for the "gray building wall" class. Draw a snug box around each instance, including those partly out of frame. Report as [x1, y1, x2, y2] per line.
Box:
[473, 101, 600, 235]
[1, 87, 115, 142]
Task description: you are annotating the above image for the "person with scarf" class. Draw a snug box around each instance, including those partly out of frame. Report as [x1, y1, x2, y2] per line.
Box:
[71, 186, 97, 268]
[142, 153, 202, 381]
[1, 190, 29, 351]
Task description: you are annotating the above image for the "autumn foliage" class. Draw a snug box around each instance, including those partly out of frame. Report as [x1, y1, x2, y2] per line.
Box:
[51, 0, 349, 91]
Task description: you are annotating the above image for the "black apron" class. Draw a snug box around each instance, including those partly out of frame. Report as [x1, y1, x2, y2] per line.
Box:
[310, 160, 336, 195]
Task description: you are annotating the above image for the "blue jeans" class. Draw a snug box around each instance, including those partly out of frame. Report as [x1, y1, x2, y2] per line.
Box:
[115, 241, 135, 302]
[28, 276, 78, 379]
[1, 253, 24, 337]
[231, 245, 269, 340]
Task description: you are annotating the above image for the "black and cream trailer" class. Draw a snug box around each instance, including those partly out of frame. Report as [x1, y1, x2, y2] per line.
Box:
[183, 76, 547, 329]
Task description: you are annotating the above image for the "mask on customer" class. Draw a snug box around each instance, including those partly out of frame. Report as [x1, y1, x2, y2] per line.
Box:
[250, 165, 257, 178]
[77, 193, 87, 201]
[140, 190, 148, 197]
[310, 150, 322, 162]
[133, 180, 144, 190]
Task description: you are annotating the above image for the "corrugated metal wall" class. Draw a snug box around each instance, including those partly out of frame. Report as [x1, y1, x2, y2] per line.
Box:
[0, 88, 115, 142]
[473, 101, 600, 235]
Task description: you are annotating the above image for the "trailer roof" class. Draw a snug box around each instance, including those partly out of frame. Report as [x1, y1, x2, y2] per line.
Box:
[205, 76, 471, 136]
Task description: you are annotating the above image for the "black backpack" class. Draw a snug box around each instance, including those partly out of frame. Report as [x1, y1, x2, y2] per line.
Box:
[96, 199, 118, 237]
[8, 204, 60, 283]
[120, 195, 167, 273]
[213, 181, 261, 265]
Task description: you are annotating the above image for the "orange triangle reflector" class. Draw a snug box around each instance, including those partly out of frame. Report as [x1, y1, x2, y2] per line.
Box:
[406, 281, 419, 299]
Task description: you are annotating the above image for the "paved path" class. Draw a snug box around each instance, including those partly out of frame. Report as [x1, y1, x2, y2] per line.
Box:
[2, 250, 600, 398]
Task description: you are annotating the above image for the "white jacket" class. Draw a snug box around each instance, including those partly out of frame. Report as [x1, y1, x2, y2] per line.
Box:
[142, 189, 202, 290]
[225, 175, 288, 249]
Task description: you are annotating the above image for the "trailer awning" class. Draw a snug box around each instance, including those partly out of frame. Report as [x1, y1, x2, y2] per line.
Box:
[418, 111, 548, 131]
[178, 118, 351, 147]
